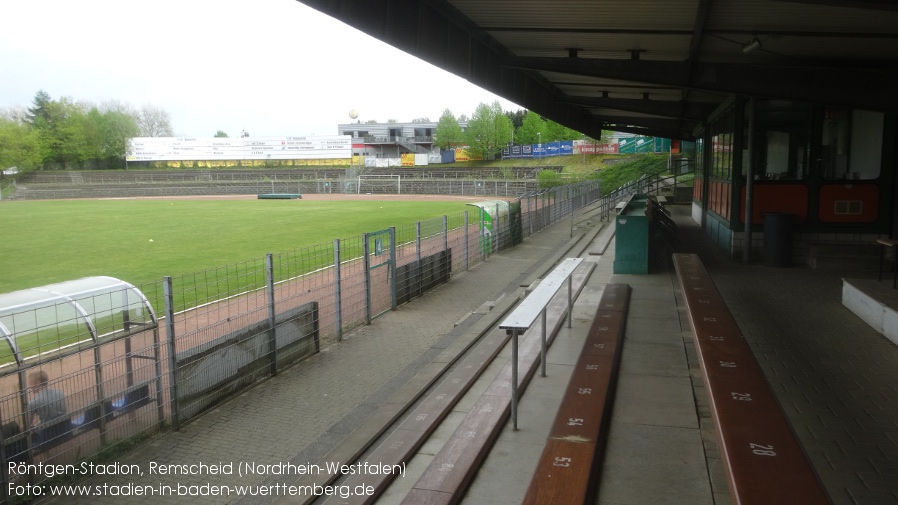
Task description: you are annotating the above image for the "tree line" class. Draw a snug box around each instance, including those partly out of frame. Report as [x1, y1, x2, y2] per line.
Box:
[432, 101, 611, 160]
[1, 91, 614, 173]
[0, 90, 175, 172]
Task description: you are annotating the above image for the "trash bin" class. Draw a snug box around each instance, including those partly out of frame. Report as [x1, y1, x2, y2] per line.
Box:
[763, 212, 795, 267]
[614, 195, 650, 274]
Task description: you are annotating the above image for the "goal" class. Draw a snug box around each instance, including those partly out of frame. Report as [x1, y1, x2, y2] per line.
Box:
[357, 174, 402, 194]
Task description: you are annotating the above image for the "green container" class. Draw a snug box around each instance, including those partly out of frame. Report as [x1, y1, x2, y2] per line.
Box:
[613, 195, 651, 274]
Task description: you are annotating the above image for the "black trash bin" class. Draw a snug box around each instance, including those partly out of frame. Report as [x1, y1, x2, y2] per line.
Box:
[763, 212, 796, 267]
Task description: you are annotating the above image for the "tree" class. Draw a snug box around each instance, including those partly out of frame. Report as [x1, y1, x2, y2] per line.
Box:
[506, 109, 526, 130]
[99, 109, 139, 167]
[25, 90, 53, 126]
[0, 117, 43, 173]
[411, 117, 431, 123]
[387, 119, 398, 124]
[0, 105, 28, 123]
[214, 130, 228, 137]
[495, 106, 514, 152]
[29, 96, 86, 167]
[464, 100, 513, 160]
[545, 119, 582, 143]
[136, 104, 174, 137]
[52, 100, 94, 168]
[515, 110, 547, 145]
[434, 109, 464, 150]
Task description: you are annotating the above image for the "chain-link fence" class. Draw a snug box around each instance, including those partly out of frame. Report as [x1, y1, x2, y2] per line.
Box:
[0, 180, 601, 499]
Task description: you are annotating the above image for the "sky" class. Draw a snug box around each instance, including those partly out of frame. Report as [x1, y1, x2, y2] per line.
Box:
[0, 0, 522, 138]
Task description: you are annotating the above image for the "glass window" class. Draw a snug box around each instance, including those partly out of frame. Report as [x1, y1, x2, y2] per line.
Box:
[752, 100, 811, 181]
[822, 107, 883, 180]
[709, 108, 734, 180]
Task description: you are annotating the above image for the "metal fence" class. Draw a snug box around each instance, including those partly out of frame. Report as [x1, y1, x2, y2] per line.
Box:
[3, 172, 543, 200]
[0, 180, 602, 498]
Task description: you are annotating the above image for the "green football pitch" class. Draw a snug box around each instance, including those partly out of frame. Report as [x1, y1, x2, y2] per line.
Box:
[0, 197, 473, 295]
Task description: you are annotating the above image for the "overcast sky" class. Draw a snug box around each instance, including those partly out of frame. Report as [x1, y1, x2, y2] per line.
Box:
[0, 0, 522, 138]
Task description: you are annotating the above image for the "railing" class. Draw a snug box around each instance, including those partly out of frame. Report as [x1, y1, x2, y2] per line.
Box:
[594, 164, 695, 220]
[0, 180, 598, 501]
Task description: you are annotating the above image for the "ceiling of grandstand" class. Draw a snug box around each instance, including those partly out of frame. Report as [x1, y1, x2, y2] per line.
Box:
[297, 0, 898, 141]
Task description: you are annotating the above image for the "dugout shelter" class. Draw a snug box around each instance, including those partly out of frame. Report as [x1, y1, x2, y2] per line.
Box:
[467, 200, 509, 255]
[0, 276, 157, 367]
[0, 277, 163, 464]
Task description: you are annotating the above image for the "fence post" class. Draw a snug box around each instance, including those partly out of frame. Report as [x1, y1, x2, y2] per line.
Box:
[334, 239, 343, 341]
[416, 221, 422, 296]
[495, 203, 500, 250]
[389, 227, 397, 310]
[527, 195, 532, 236]
[464, 210, 469, 271]
[363, 232, 371, 325]
[266, 253, 277, 375]
[570, 185, 574, 238]
[163, 276, 180, 431]
[89, 323, 110, 447]
[480, 208, 485, 262]
[443, 215, 448, 255]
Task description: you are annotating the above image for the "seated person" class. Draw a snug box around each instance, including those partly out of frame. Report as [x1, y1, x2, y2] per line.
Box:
[27, 370, 68, 448]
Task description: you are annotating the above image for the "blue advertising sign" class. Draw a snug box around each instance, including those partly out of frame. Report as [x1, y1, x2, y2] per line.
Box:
[560, 141, 574, 155]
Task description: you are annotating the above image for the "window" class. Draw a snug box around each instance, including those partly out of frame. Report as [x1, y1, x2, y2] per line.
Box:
[821, 107, 882, 180]
[709, 107, 734, 180]
[750, 100, 811, 181]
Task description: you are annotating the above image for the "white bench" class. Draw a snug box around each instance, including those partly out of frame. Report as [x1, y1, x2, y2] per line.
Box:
[500, 257, 583, 428]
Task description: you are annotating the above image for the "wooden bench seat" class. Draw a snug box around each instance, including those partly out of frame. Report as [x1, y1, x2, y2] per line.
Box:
[398, 262, 596, 505]
[673, 253, 830, 505]
[522, 283, 630, 505]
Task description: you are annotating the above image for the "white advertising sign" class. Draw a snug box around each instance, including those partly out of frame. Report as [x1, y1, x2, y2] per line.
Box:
[127, 135, 352, 161]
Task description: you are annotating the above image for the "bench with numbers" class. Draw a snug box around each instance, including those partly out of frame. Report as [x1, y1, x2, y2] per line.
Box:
[521, 283, 630, 505]
[673, 253, 830, 505]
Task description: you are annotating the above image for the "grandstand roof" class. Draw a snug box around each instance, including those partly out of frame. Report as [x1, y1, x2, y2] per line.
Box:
[299, 0, 898, 140]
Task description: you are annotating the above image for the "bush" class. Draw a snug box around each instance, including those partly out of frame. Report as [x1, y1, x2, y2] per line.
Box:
[588, 154, 669, 195]
[537, 169, 563, 188]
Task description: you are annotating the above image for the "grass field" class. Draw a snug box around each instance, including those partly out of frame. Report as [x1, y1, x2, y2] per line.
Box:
[0, 197, 472, 295]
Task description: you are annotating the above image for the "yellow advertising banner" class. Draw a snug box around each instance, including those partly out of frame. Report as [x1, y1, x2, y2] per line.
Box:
[401, 153, 415, 166]
[453, 149, 482, 162]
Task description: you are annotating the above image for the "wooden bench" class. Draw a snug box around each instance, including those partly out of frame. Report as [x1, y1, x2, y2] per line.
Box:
[672, 253, 830, 505]
[522, 283, 630, 505]
[398, 259, 595, 505]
